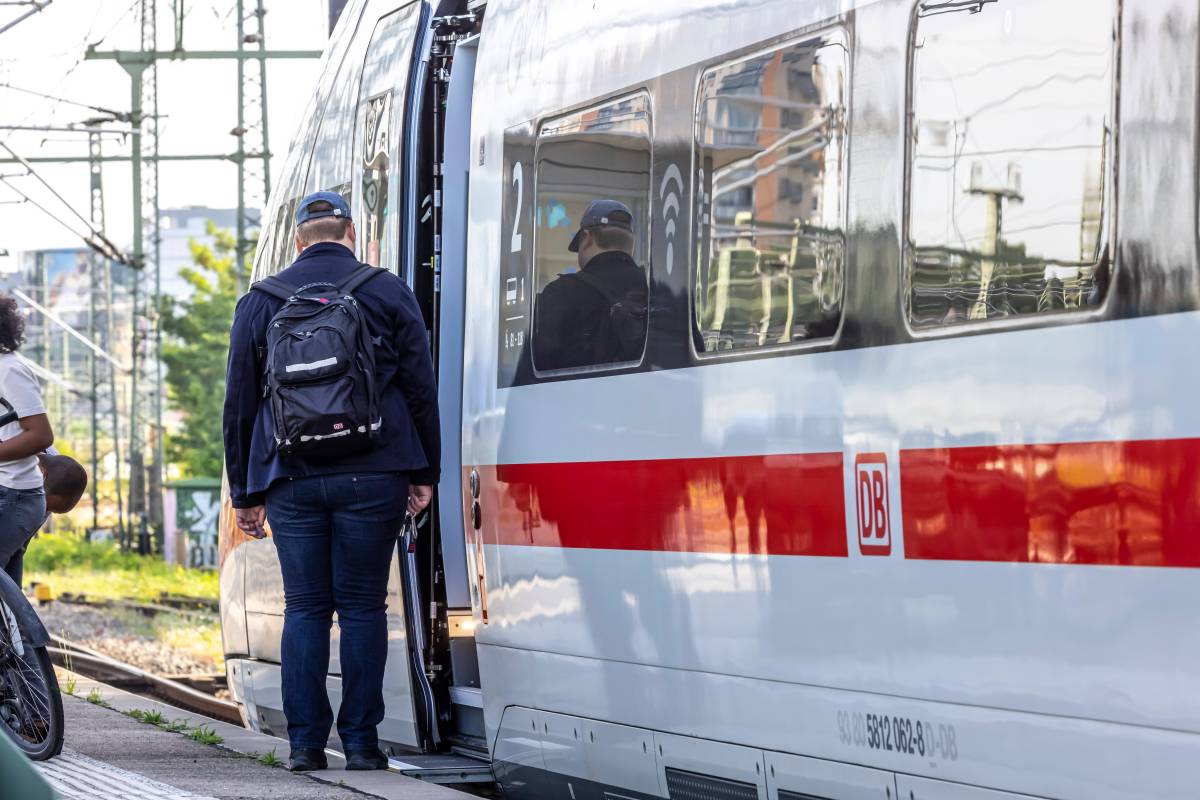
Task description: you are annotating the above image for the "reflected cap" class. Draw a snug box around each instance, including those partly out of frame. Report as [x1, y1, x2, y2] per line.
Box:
[295, 191, 352, 225]
[568, 199, 634, 253]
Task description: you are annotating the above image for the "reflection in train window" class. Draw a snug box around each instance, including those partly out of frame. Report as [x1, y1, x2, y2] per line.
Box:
[254, 1, 362, 279]
[907, 0, 1115, 328]
[305, 16, 371, 198]
[354, 3, 421, 272]
[530, 94, 651, 373]
[694, 32, 848, 354]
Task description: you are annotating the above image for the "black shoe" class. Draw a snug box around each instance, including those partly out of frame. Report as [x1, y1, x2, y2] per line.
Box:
[345, 748, 389, 771]
[288, 748, 328, 772]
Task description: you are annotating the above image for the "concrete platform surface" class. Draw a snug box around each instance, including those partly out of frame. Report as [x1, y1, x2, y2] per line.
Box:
[35, 675, 475, 800]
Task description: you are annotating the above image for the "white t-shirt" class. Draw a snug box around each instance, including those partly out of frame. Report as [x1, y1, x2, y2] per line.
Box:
[0, 353, 47, 489]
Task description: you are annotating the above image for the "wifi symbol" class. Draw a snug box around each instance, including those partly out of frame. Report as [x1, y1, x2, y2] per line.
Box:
[660, 163, 683, 275]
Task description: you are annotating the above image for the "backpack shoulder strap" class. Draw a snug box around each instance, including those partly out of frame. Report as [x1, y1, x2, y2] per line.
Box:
[337, 263, 385, 295]
[566, 270, 619, 306]
[250, 275, 296, 302]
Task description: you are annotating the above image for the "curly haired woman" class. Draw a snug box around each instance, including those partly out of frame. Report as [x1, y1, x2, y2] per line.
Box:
[0, 294, 53, 587]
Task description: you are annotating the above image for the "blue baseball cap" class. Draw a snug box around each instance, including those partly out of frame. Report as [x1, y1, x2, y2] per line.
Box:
[568, 199, 634, 253]
[295, 191, 352, 225]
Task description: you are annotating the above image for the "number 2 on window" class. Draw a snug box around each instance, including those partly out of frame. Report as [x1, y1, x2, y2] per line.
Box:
[510, 162, 524, 254]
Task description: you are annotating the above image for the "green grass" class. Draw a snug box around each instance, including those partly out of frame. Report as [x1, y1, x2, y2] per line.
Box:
[161, 719, 189, 733]
[24, 533, 218, 603]
[127, 709, 168, 726]
[257, 748, 283, 767]
[25, 533, 223, 668]
[85, 688, 107, 706]
[185, 724, 223, 745]
[61, 675, 77, 696]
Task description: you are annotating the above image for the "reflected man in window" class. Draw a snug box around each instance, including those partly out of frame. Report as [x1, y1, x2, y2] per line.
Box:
[533, 199, 647, 371]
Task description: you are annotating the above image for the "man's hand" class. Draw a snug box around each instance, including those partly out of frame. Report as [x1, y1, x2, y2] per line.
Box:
[235, 505, 267, 539]
[407, 485, 433, 516]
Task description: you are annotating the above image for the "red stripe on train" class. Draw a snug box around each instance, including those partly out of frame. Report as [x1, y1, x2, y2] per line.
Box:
[900, 438, 1200, 567]
[478, 453, 848, 557]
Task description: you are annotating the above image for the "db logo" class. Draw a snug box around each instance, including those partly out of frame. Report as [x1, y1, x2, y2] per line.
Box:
[332, 423, 345, 431]
[855, 453, 892, 556]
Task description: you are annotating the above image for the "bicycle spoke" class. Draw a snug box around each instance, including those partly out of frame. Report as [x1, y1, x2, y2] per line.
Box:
[0, 599, 62, 757]
[10, 657, 52, 729]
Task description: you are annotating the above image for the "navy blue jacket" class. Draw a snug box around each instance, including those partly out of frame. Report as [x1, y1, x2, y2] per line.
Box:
[222, 242, 440, 508]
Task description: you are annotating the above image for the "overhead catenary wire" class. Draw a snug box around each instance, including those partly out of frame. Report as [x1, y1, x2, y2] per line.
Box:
[9, 287, 130, 373]
[0, 177, 126, 265]
[0, 123, 134, 136]
[18, 353, 87, 395]
[0, 0, 141, 138]
[0, 141, 130, 264]
[0, 0, 52, 37]
[0, 83, 131, 121]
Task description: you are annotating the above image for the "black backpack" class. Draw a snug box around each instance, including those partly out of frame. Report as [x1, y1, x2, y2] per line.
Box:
[567, 270, 648, 363]
[251, 265, 384, 459]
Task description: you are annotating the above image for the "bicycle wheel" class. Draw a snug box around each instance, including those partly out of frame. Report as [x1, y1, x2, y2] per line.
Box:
[0, 600, 63, 761]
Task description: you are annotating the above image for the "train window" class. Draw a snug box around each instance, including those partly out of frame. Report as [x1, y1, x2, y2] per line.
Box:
[257, 87, 321, 277]
[693, 32, 848, 355]
[305, 14, 371, 199]
[907, 0, 1116, 328]
[255, 1, 367, 278]
[530, 93, 652, 374]
[353, 3, 421, 273]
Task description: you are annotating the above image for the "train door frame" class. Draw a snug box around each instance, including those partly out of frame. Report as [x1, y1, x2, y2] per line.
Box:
[398, 4, 487, 751]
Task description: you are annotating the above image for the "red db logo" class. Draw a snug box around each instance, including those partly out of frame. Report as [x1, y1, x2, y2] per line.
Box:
[855, 453, 892, 556]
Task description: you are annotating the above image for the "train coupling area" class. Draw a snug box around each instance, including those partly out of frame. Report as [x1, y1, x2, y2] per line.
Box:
[30, 671, 482, 800]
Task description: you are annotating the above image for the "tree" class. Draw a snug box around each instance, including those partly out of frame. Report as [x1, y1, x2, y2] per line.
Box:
[159, 224, 249, 478]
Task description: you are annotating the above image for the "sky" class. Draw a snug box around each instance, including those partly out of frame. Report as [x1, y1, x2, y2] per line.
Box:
[0, 0, 330, 271]
[905, 0, 1112, 264]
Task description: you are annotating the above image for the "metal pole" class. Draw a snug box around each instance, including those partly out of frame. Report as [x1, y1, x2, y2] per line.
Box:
[257, 0, 271, 210]
[140, 0, 160, 555]
[89, 130, 126, 542]
[104, 254, 126, 545]
[235, 0, 247, 269]
[126, 62, 145, 552]
[87, 131, 103, 537]
[89, 254, 99, 535]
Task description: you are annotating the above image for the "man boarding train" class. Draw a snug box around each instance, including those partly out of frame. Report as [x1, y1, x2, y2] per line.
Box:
[222, 191, 440, 772]
[222, 190, 646, 769]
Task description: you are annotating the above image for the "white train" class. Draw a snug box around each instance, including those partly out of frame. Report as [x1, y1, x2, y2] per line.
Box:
[219, 0, 1200, 797]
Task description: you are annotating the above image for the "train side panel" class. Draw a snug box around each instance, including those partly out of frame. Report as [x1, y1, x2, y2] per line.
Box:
[462, 1, 1200, 798]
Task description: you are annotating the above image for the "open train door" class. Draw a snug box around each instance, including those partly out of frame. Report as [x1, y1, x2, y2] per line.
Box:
[396, 3, 487, 760]
[434, 22, 486, 751]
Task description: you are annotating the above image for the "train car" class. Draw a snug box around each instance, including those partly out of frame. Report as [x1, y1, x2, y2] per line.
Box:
[220, 0, 1200, 798]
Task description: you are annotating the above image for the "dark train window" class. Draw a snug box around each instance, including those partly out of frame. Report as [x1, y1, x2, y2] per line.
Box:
[907, 0, 1116, 328]
[353, 3, 421, 273]
[694, 32, 848, 355]
[530, 93, 652, 374]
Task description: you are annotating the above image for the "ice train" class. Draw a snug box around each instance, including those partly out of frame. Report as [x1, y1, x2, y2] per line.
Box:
[219, 0, 1200, 797]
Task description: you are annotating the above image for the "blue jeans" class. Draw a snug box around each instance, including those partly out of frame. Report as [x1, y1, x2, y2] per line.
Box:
[265, 472, 407, 752]
[0, 486, 45, 587]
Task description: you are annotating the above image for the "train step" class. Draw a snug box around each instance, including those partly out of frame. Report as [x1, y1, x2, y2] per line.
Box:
[388, 752, 494, 784]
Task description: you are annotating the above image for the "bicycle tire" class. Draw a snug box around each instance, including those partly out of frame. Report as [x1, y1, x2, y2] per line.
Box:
[0, 631, 64, 761]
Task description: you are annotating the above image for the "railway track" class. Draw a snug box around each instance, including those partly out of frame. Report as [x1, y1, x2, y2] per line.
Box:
[55, 592, 218, 621]
[47, 634, 242, 726]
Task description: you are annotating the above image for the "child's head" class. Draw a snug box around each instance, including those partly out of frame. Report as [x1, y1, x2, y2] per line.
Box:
[0, 294, 24, 354]
[38, 453, 87, 514]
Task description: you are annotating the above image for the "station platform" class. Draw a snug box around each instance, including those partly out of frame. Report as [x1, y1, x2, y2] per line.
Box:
[34, 674, 479, 800]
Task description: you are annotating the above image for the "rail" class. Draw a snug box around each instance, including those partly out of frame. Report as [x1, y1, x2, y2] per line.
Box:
[48, 635, 241, 726]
